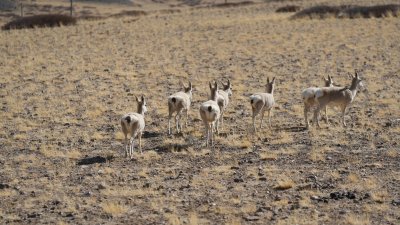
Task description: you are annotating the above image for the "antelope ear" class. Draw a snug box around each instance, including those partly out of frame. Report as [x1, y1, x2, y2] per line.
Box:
[209, 81, 212, 89]
[272, 77, 276, 83]
[141, 95, 145, 102]
[189, 81, 192, 89]
[214, 81, 218, 89]
[355, 72, 359, 78]
[267, 77, 270, 83]
[135, 95, 140, 102]
[328, 75, 332, 81]
[227, 79, 231, 86]
[180, 80, 185, 89]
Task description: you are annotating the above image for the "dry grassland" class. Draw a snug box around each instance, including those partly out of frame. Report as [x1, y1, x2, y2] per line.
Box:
[0, 0, 399, 224]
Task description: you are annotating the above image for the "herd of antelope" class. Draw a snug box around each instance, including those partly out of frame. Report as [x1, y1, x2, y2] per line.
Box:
[120, 71, 363, 158]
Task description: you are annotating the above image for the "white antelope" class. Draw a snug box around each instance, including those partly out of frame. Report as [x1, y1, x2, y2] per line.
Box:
[121, 95, 147, 158]
[302, 75, 334, 129]
[313, 72, 363, 128]
[199, 81, 221, 147]
[250, 77, 276, 133]
[216, 79, 233, 127]
[167, 81, 193, 134]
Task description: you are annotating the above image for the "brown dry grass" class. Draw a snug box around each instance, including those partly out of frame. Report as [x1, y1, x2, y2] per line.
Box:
[0, 0, 399, 224]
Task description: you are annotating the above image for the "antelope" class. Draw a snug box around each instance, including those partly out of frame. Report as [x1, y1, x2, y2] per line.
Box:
[302, 75, 334, 129]
[199, 81, 221, 147]
[121, 95, 147, 158]
[216, 79, 233, 127]
[167, 81, 193, 134]
[313, 71, 363, 128]
[250, 77, 276, 133]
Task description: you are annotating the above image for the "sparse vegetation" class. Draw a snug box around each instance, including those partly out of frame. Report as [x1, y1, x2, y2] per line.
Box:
[343, 4, 400, 18]
[2, 14, 77, 30]
[101, 202, 129, 216]
[292, 4, 400, 19]
[0, 0, 399, 224]
[276, 5, 300, 13]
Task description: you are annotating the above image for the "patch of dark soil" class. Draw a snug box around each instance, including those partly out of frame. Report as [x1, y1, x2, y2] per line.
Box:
[155, 143, 191, 154]
[343, 4, 400, 18]
[158, 9, 182, 14]
[330, 191, 357, 200]
[276, 5, 300, 13]
[291, 5, 347, 19]
[180, 0, 201, 7]
[311, 191, 372, 203]
[76, 0, 133, 4]
[0, 0, 16, 11]
[0, 183, 10, 189]
[278, 126, 307, 132]
[292, 4, 400, 19]
[143, 131, 162, 138]
[212, 1, 254, 8]
[77, 156, 111, 165]
[111, 10, 147, 18]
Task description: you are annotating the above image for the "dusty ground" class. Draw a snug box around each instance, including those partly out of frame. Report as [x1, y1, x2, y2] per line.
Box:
[0, 0, 399, 224]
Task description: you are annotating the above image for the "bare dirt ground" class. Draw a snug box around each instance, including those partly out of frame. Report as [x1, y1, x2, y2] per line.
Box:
[0, 0, 399, 224]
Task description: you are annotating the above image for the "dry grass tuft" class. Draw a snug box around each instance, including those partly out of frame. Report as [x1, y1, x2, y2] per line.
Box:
[101, 202, 129, 217]
[165, 213, 181, 225]
[39, 145, 65, 158]
[188, 211, 199, 225]
[260, 151, 278, 161]
[0, 189, 18, 197]
[345, 214, 371, 225]
[217, 134, 252, 149]
[386, 149, 398, 158]
[65, 149, 82, 159]
[274, 177, 295, 190]
[371, 190, 389, 203]
[140, 150, 162, 161]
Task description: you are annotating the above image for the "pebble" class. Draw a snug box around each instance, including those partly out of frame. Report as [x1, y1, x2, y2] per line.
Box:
[392, 199, 400, 206]
[97, 183, 107, 190]
[234, 178, 244, 183]
[164, 208, 172, 213]
[27, 213, 41, 218]
[310, 195, 320, 200]
[274, 195, 282, 201]
[243, 215, 260, 221]
[83, 191, 92, 197]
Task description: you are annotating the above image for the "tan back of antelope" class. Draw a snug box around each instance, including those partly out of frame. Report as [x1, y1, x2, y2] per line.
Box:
[302, 75, 334, 129]
[167, 81, 192, 134]
[121, 95, 147, 158]
[200, 81, 221, 147]
[249, 77, 276, 133]
[313, 72, 363, 128]
[216, 79, 232, 127]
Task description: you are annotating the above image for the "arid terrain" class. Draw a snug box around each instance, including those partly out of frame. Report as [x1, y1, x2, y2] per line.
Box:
[0, 0, 399, 224]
